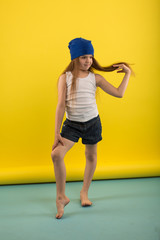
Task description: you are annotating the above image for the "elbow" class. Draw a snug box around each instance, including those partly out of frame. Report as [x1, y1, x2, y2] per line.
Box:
[116, 92, 123, 98]
[116, 93, 123, 98]
[118, 94, 123, 98]
[57, 102, 66, 110]
[117, 89, 123, 98]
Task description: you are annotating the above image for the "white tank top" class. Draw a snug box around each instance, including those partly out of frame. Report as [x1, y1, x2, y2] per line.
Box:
[65, 71, 99, 122]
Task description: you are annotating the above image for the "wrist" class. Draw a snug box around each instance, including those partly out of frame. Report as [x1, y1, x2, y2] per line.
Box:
[55, 132, 60, 136]
[125, 69, 131, 75]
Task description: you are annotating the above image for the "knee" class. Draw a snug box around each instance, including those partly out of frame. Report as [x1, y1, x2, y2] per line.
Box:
[51, 150, 62, 164]
[85, 151, 97, 162]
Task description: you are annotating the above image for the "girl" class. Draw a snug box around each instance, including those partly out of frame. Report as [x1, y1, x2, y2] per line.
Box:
[51, 37, 134, 219]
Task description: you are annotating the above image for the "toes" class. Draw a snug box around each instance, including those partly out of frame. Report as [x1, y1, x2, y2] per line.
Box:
[81, 201, 92, 207]
[56, 213, 63, 219]
[55, 197, 70, 219]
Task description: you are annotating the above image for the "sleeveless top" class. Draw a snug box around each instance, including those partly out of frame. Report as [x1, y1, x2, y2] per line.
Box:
[65, 71, 99, 122]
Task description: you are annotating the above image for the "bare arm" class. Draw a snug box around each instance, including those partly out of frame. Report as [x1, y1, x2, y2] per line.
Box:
[96, 63, 131, 98]
[117, 71, 131, 97]
[52, 73, 66, 150]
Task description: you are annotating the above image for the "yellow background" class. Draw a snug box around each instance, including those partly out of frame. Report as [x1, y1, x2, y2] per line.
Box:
[0, 0, 160, 185]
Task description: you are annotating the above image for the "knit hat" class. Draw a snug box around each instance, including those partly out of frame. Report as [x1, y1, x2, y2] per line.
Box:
[68, 37, 94, 60]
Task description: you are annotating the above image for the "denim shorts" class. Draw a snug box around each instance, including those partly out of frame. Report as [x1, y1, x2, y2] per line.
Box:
[60, 115, 102, 144]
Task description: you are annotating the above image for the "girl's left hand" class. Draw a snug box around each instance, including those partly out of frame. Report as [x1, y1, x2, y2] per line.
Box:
[113, 64, 131, 74]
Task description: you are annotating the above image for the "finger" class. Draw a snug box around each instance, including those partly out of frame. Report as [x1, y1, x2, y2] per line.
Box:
[114, 64, 124, 69]
[113, 64, 119, 67]
[52, 143, 57, 151]
[113, 64, 122, 67]
[113, 66, 122, 70]
[52, 145, 55, 151]
[59, 138, 64, 146]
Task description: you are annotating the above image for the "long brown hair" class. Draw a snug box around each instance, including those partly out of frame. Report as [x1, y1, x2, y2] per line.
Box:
[59, 57, 135, 103]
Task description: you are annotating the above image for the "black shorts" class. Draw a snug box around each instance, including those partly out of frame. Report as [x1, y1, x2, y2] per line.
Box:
[60, 115, 102, 145]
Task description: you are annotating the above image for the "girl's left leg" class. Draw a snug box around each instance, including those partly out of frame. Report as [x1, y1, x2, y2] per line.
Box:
[80, 144, 97, 206]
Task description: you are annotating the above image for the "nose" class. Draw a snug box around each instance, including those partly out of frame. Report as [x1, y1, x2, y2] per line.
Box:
[86, 57, 91, 63]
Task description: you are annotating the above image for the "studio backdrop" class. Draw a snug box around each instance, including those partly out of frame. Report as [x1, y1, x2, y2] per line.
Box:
[0, 0, 160, 185]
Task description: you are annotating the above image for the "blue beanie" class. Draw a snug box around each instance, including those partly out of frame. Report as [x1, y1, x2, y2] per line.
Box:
[68, 37, 94, 60]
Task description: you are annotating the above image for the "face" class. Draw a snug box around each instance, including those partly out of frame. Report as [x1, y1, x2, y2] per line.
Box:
[78, 55, 93, 70]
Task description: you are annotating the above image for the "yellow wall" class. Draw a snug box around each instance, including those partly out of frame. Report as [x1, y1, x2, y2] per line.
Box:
[0, 0, 160, 185]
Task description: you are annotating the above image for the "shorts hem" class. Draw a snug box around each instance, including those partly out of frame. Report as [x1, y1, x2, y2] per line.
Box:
[82, 137, 102, 145]
[60, 133, 78, 143]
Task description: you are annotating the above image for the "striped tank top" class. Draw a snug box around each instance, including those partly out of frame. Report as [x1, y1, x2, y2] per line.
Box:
[65, 71, 99, 122]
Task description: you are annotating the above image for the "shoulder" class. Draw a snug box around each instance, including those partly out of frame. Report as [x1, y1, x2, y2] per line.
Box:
[59, 72, 72, 82]
[94, 73, 104, 87]
[58, 73, 66, 89]
[59, 73, 66, 81]
[58, 73, 66, 84]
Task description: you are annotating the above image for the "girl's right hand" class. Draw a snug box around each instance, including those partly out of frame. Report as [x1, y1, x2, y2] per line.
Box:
[52, 134, 64, 151]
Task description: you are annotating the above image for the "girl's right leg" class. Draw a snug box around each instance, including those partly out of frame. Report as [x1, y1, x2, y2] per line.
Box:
[51, 137, 75, 219]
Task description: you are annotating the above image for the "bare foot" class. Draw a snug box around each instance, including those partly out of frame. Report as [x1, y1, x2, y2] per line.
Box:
[80, 191, 92, 207]
[56, 196, 70, 219]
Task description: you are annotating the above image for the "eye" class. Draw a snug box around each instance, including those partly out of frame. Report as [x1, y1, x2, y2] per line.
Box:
[81, 56, 92, 59]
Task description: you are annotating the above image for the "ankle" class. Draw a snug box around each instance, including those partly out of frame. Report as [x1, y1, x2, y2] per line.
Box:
[56, 194, 66, 200]
[80, 189, 88, 194]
